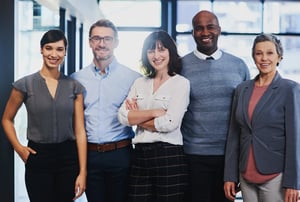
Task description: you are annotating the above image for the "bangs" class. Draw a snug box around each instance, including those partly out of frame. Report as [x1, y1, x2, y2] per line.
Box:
[146, 40, 165, 51]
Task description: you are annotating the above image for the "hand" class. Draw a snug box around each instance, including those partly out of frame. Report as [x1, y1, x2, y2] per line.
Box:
[153, 108, 166, 117]
[73, 173, 86, 200]
[16, 146, 37, 163]
[284, 188, 299, 202]
[125, 98, 138, 110]
[224, 181, 238, 201]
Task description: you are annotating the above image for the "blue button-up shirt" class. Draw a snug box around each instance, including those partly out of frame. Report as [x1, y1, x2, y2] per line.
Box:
[71, 58, 141, 144]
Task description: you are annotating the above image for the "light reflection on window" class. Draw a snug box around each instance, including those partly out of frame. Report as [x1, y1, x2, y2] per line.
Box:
[214, 1, 262, 33]
[116, 31, 151, 73]
[99, 0, 161, 27]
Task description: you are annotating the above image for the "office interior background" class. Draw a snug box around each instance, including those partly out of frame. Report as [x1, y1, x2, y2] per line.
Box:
[1, 0, 300, 201]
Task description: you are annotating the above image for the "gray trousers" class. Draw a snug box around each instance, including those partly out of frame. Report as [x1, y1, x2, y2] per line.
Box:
[240, 173, 284, 202]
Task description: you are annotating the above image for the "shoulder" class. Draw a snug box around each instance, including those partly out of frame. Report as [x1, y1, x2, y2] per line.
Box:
[221, 51, 249, 72]
[182, 52, 198, 62]
[71, 65, 93, 78]
[221, 51, 247, 64]
[279, 78, 300, 91]
[57, 74, 85, 95]
[20, 72, 39, 80]
[169, 75, 190, 92]
[222, 51, 243, 60]
[116, 63, 141, 77]
[132, 76, 148, 85]
[14, 72, 39, 85]
[13, 72, 40, 93]
[62, 74, 83, 85]
[236, 79, 252, 91]
[174, 74, 190, 85]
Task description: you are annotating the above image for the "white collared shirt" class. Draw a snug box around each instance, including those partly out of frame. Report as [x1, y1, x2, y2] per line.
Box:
[193, 48, 222, 60]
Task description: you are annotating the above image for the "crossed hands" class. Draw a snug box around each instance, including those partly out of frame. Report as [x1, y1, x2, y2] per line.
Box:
[125, 98, 138, 110]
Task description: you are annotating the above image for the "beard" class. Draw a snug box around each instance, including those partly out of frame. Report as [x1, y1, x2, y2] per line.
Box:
[93, 49, 113, 61]
[95, 54, 112, 61]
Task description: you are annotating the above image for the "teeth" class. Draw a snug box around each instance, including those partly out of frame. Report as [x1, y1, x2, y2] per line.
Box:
[202, 38, 211, 42]
[154, 61, 162, 65]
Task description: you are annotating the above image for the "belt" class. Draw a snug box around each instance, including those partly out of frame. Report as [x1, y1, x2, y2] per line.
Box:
[88, 139, 131, 152]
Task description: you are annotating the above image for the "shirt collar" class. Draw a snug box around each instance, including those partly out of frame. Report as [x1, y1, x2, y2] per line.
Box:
[193, 48, 222, 60]
[93, 57, 118, 77]
[94, 66, 109, 77]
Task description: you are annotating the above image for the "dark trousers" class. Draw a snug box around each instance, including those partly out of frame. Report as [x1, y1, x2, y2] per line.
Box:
[129, 142, 188, 202]
[25, 140, 79, 202]
[85, 145, 133, 202]
[185, 154, 231, 202]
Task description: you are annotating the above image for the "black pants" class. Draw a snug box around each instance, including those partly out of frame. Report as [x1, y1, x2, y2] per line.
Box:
[185, 154, 231, 202]
[25, 140, 79, 202]
[85, 146, 133, 202]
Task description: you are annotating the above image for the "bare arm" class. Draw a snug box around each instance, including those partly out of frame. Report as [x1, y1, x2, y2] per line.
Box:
[138, 119, 156, 132]
[127, 108, 166, 126]
[73, 93, 87, 200]
[125, 98, 166, 127]
[2, 88, 36, 163]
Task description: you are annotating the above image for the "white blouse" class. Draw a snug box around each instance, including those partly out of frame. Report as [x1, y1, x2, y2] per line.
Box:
[118, 74, 190, 145]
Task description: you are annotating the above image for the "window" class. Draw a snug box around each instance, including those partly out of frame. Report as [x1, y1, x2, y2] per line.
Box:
[98, 0, 162, 72]
[176, 0, 300, 82]
[99, 0, 161, 27]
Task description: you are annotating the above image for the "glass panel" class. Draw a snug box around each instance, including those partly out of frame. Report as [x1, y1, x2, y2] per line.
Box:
[213, 1, 262, 33]
[264, 1, 300, 33]
[115, 31, 151, 73]
[176, 34, 195, 56]
[278, 36, 300, 82]
[177, 1, 212, 32]
[99, 0, 161, 27]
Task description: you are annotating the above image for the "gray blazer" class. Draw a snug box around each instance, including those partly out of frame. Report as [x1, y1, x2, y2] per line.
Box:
[224, 72, 300, 189]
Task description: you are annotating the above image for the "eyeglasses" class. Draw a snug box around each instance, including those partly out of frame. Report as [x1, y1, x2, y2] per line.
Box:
[89, 36, 114, 44]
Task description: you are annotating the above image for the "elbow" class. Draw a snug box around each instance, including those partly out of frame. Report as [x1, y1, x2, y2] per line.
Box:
[117, 111, 131, 126]
[155, 118, 179, 132]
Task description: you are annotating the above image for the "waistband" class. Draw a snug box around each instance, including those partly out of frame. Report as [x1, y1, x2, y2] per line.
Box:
[87, 139, 131, 152]
[134, 142, 176, 151]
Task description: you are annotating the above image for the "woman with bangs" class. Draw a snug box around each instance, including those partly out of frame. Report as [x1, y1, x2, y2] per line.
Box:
[118, 30, 190, 202]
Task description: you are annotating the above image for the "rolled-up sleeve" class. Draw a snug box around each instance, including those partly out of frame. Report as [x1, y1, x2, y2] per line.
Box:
[154, 78, 190, 132]
[118, 79, 138, 126]
[118, 105, 130, 126]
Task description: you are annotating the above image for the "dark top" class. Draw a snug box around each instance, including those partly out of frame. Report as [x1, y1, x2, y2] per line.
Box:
[13, 71, 85, 143]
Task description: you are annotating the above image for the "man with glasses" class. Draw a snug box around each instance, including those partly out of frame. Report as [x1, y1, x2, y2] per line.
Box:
[71, 19, 140, 202]
[180, 10, 250, 202]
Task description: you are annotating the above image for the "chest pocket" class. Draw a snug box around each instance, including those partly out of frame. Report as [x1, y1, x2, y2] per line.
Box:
[154, 95, 171, 110]
[134, 93, 145, 108]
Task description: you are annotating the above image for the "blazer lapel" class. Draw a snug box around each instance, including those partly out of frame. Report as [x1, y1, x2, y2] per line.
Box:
[241, 80, 254, 129]
[251, 72, 281, 125]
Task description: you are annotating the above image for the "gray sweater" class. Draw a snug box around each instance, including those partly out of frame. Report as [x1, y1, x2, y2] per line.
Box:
[181, 51, 250, 155]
